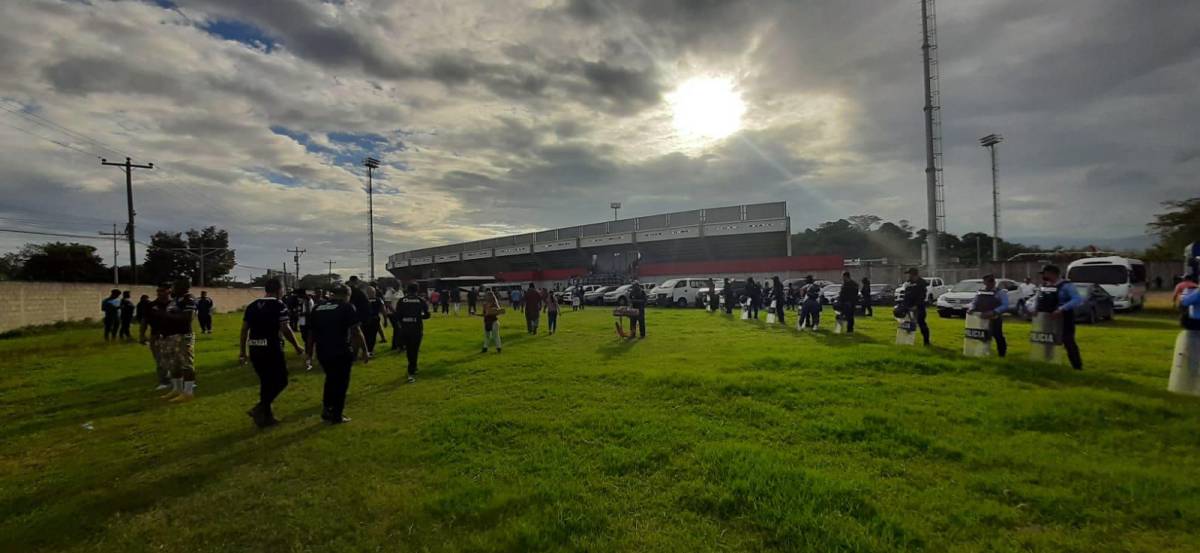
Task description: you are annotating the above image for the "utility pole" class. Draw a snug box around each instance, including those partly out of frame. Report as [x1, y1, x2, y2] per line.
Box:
[325, 259, 336, 286]
[101, 157, 153, 284]
[281, 262, 289, 291]
[99, 223, 123, 285]
[980, 134, 1004, 262]
[288, 247, 306, 284]
[364, 157, 380, 281]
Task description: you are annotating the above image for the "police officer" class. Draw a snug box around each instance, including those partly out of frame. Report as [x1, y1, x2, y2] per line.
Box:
[305, 284, 369, 424]
[837, 272, 859, 333]
[800, 275, 822, 330]
[394, 284, 431, 383]
[629, 280, 648, 339]
[239, 278, 304, 428]
[900, 268, 930, 345]
[860, 276, 873, 317]
[196, 291, 215, 334]
[721, 278, 735, 315]
[967, 274, 1009, 357]
[1027, 264, 1084, 369]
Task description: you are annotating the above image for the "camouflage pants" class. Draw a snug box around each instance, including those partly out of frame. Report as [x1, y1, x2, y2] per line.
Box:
[159, 334, 196, 378]
[148, 337, 170, 384]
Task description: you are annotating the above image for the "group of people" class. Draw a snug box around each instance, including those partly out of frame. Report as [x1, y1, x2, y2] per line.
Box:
[708, 272, 870, 333]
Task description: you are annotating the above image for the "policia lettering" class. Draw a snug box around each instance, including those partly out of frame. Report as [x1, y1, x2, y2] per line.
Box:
[1027, 264, 1084, 370]
[394, 284, 432, 382]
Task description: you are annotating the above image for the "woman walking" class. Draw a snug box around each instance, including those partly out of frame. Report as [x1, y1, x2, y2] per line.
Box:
[479, 289, 504, 353]
[545, 289, 560, 335]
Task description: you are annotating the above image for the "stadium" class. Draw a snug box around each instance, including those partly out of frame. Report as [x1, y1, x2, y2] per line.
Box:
[386, 202, 844, 287]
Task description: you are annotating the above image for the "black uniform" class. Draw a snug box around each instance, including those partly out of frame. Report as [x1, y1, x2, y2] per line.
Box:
[196, 296, 215, 333]
[308, 301, 360, 421]
[119, 297, 135, 338]
[243, 297, 291, 420]
[721, 282, 735, 315]
[467, 288, 478, 315]
[901, 279, 930, 345]
[837, 280, 859, 333]
[394, 294, 431, 376]
[861, 278, 873, 317]
[629, 285, 648, 338]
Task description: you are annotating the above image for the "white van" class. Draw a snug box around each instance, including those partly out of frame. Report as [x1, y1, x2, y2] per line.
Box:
[652, 277, 710, 307]
[1066, 256, 1146, 311]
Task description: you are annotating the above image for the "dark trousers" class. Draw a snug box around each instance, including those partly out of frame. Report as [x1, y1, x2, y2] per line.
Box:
[250, 348, 289, 416]
[801, 303, 821, 328]
[399, 326, 422, 375]
[915, 307, 930, 345]
[1061, 313, 1082, 369]
[526, 315, 539, 334]
[862, 298, 873, 317]
[119, 316, 133, 338]
[724, 297, 733, 315]
[841, 303, 855, 333]
[364, 319, 380, 353]
[468, 301, 477, 315]
[629, 308, 646, 338]
[548, 311, 558, 333]
[441, 303, 449, 314]
[750, 301, 760, 319]
[104, 316, 120, 340]
[198, 313, 213, 333]
[390, 315, 402, 350]
[989, 318, 1007, 357]
[319, 353, 353, 419]
[774, 303, 786, 325]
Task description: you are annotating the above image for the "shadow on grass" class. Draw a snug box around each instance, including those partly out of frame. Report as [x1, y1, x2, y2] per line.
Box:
[0, 421, 325, 552]
[595, 337, 640, 360]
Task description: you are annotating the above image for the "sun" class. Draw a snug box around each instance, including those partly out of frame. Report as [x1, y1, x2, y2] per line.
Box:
[667, 76, 746, 139]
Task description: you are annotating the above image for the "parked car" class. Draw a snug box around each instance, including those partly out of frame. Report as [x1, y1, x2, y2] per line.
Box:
[603, 284, 634, 305]
[697, 279, 748, 306]
[894, 276, 950, 305]
[866, 284, 895, 305]
[584, 286, 614, 305]
[819, 284, 842, 305]
[935, 278, 1025, 318]
[651, 277, 711, 307]
[1070, 282, 1116, 323]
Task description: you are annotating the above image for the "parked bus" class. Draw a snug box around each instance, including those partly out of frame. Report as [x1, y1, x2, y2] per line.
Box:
[1066, 256, 1146, 311]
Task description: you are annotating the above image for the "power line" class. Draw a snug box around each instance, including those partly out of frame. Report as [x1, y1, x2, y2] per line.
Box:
[0, 228, 116, 241]
[101, 156, 154, 285]
[0, 100, 127, 159]
[0, 117, 103, 159]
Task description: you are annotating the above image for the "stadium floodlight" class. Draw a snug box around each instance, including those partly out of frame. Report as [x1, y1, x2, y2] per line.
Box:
[978, 134, 1003, 262]
[364, 157, 382, 279]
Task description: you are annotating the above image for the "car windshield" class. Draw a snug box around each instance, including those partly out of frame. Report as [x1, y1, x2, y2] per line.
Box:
[591, 287, 611, 294]
[1068, 265, 1128, 285]
[951, 280, 984, 292]
[612, 285, 630, 293]
[824, 285, 841, 294]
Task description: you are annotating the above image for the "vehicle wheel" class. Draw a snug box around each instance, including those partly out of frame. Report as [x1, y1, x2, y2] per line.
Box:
[676, 297, 689, 308]
[618, 297, 628, 306]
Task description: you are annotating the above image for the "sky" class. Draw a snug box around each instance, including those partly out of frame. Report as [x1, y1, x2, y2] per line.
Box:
[1, 0, 1197, 279]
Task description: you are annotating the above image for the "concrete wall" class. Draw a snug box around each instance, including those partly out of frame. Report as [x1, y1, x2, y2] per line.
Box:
[0, 282, 261, 333]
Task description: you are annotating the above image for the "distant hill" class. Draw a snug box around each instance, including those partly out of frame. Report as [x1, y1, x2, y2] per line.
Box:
[1007, 234, 1155, 253]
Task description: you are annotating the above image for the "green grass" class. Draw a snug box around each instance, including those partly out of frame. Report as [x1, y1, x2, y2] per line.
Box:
[1, 304, 1198, 552]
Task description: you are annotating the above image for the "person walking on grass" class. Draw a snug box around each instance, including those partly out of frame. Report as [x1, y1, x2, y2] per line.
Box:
[306, 284, 369, 424]
[722, 278, 735, 315]
[524, 283, 543, 334]
[134, 293, 151, 328]
[159, 281, 199, 402]
[362, 286, 387, 358]
[467, 287, 478, 315]
[837, 272, 860, 334]
[770, 276, 787, 325]
[480, 289, 504, 353]
[746, 278, 762, 320]
[967, 274, 1009, 358]
[239, 278, 304, 428]
[628, 281, 648, 339]
[798, 275, 822, 330]
[544, 288, 560, 335]
[101, 289, 121, 341]
[439, 287, 451, 315]
[139, 284, 172, 391]
[900, 268, 931, 346]
[861, 276, 873, 317]
[451, 286, 462, 316]
[1024, 264, 1084, 370]
[119, 290, 135, 340]
[196, 290, 215, 334]
[394, 284, 431, 383]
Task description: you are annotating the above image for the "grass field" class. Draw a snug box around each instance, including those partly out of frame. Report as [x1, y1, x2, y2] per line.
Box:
[2, 302, 1198, 552]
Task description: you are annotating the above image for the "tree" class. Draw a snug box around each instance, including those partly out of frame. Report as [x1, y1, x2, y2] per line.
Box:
[19, 242, 109, 282]
[142, 232, 192, 284]
[186, 226, 236, 285]
[297, 273, 340, 290]
[1146, 197, 1200, 260]
[0, 251, 25, 281]
[847, 214, 882, 232]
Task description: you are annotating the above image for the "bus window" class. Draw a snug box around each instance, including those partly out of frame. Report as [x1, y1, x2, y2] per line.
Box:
[1067, 265, 1127, 285]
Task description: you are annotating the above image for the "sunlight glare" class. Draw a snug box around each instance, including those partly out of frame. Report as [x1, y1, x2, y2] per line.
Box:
[668, 76, 746, 139]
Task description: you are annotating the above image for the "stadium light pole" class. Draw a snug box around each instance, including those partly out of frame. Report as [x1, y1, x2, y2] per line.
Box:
[979, 134, 1003, 262]
[610, 202, 621, 221]
[364, 156, 381, 281]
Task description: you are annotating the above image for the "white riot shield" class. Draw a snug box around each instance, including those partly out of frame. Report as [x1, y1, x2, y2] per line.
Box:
[1168, 330, 1200, 396]
[1029, 312, 1063, 363]
[963, 312, 992, 357]
[895, 313, 916, 345]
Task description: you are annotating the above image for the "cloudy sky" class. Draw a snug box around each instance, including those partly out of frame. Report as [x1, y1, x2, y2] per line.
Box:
[1, 0, 1197, 278]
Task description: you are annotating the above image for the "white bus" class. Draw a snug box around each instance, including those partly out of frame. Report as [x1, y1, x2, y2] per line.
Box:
[1066, 256, 1146, 311]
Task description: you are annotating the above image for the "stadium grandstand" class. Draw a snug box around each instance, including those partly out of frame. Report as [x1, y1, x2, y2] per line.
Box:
[386, 202, 843, 287]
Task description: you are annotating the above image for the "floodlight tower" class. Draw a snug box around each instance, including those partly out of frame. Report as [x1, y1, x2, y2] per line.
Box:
[980, 133, 1004, 262]
[920, 0, 946, 275]
[610, 202, 621, 221]
[364, 156, 381, 280]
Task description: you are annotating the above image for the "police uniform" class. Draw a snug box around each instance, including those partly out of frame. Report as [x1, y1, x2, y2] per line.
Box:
[968, 286, 1009, 357]
[196, 296, 215, 333]
[900, 279, 930, 344]
[1034, 279, 1083, 369]
[394, 293, 431, 377]
[800, 284, 822, 329]
[837, 279, 859, 333]
[308, 300, 360, 421]
[243, 297, 291, 422]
